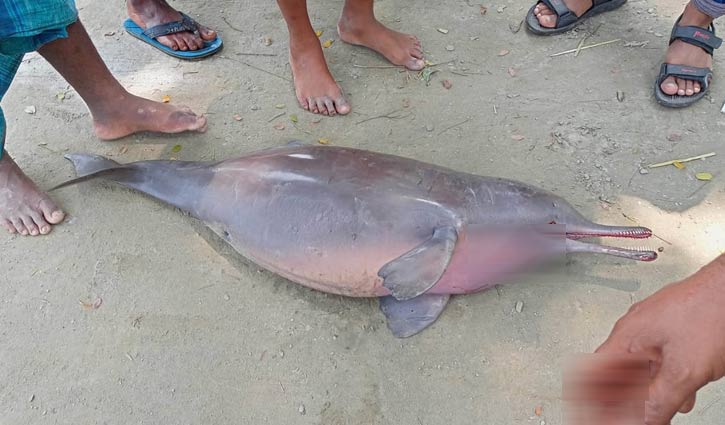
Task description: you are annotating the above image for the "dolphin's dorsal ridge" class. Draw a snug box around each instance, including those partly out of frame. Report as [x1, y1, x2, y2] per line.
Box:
[379, 294, 451, 338]
[378, 225, 458, 301]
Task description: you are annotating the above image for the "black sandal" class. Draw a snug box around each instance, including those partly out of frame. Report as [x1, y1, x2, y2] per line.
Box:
[525, 0, 627, 35]
[654, 15, 722, 108]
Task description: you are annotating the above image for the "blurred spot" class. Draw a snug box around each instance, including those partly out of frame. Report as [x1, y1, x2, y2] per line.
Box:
[563, 353, 649, 425]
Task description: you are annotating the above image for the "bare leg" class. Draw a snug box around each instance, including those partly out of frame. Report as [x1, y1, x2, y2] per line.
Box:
[126, 0, 217, 52]
[337, 0, 425, 71]
[38, 20, 207, 139]
[0, 151, 64, 236]
[277, 0, 351, 115]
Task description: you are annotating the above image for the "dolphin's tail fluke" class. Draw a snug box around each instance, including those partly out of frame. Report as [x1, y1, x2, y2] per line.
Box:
[65, 153, 121, 177]
[50, 154, 136, 192]
[52, 153, 215, 216]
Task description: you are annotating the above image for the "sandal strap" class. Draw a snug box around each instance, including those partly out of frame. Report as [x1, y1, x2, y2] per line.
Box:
[540, 0, 579, 28]
[658, 63, 713, 89]
[143, 13, 200, 39]
[669, 15, 722, 56]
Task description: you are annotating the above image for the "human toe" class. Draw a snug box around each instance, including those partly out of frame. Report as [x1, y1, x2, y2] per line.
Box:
[39, 199, 65, 225]
[685, 79, 694, 96]
[1, 219, 16, 234]
[406, 57, 425, 71]
[29, 209, 52, 234]
[20, 215, 39, 236]
[334, 97, 351, 115]
[660, 76, 679, 95]
[199, 26, 217, 41]
[323, 98, 337, 116]
[9, 217, 28, 235]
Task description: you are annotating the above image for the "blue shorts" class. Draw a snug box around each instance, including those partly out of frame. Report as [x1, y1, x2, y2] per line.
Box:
[0, 0, 78, 159]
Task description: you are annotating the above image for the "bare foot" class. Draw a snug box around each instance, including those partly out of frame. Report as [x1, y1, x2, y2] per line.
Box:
[337, 16, 425, 71]
[0, 153, 65, 236]
[533, 0, 592, 28]
[660, 3, 714, 96]
[289, 33, 351, 116]
[127, 0, 217, 51]
[91, 94, 208, 140]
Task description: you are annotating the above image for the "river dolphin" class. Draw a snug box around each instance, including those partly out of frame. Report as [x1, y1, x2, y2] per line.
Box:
[54, 143, 657, 337]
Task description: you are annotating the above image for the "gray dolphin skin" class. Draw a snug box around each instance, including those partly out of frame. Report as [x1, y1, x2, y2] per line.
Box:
[55, 143, 657, 338]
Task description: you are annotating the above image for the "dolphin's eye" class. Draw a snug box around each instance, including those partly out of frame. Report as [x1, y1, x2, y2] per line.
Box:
[549, 220, 557, 224]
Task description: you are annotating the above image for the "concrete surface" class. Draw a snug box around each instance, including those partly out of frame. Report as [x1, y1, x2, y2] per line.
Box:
[1, 0, 723, 424]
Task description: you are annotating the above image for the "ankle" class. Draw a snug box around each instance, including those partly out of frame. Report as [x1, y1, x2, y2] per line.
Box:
[680, 2, 713, 27]
[88, 91, 136, 119]
[290, 31, 323, 55]
[338, 13, 376, 35]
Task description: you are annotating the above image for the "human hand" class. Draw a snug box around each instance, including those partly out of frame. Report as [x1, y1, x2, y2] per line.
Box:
[564, 254, 725, 425]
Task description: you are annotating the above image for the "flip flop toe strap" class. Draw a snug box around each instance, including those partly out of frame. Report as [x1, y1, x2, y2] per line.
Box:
[658, 63, 713, 90]
[142, 13, 200, 40]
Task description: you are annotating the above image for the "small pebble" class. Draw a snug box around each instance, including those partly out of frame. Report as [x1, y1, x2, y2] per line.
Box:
[515, 301, 524, 313]
[250, 105, 259, 111]
[445, 45, 455, 51]
[639, 168, 649, 175]
[279, 350, 285, 358]
[224, 294, 230, 301]
[298, 404, 306, 415]
[24, 105, 36, 114]
[425, 124, 434, 132]
[29, 394, 35, 403]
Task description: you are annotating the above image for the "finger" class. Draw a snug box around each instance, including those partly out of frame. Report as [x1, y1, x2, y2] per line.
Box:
[679, 394, 696, 414]
[646, 366, 702, 425]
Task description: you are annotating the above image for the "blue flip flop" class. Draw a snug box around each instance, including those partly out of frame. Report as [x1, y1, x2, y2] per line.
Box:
[123, 13, 223, 60]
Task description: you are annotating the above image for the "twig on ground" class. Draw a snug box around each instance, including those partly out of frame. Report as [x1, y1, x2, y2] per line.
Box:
[267, 112, 286, 122]
[222, 17, 244, 33]
[647, 152, 716, 168]
[352, 64, 399, 69]
[575, 24, 602, 57]
[355, 109, 409, 124]
[235, 52, 277, 57]
[221, 56, 290, 81]
[550, 39, 621, 57]
[438, 118, 471, 135]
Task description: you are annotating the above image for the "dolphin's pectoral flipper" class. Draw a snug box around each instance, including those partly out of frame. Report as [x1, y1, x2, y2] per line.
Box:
[378, 226, 458, 301]
[379, 294, 451, 338]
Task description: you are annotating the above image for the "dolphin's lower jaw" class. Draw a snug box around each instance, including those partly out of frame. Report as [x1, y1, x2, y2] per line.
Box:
[561, 224, 657, 261]
[565, 238, 658, 262]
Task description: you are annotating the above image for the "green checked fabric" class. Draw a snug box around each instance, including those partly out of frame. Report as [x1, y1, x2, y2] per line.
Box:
[0, 0, 78, 158]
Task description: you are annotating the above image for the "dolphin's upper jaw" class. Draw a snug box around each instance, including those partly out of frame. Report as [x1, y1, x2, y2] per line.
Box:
[565, 227, 652, 240]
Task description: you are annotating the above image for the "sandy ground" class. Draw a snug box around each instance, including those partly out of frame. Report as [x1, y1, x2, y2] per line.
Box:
[1, 0, 724, 423]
